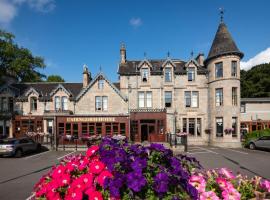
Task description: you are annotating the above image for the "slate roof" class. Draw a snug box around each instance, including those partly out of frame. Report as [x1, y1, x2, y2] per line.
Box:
[118, 59, 207, 75]
[10, 82, 83, 101]
[205, 22, 244, 64]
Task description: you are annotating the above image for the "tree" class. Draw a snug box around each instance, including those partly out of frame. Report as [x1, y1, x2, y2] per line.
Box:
[0, 29, 46, 83]
[241, 63, 270, 98]
[47, 75, 65, 82]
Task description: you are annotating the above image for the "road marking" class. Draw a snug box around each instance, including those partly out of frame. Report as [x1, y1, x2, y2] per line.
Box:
[225, 148, 248, 155]
[24, 151, 51, 160]
[25, 193, 35, 200]
[187, 151, 211, 154]
[57, 151, 76, 160]
[196, 146, 219, 154]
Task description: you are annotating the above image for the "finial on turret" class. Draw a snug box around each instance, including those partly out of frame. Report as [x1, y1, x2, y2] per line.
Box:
[167, 51, 170, 58]
[83, 64, 88, 73]
[219, 7, 225, 23]
[190, 50, 194, 58]
[144, 52, 147, 59]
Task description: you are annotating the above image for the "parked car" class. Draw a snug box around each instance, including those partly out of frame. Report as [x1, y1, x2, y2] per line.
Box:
[248, 136, 270, 150]
[0, 137, 41, 157]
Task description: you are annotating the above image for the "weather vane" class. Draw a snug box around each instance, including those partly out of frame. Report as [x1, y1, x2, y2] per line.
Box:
[219, 7, 225, 22]
[144, 52, 147, 58]
[99, 65, 102, 72]
[190, 50, 194, 58]
[167, 51, 170, 58]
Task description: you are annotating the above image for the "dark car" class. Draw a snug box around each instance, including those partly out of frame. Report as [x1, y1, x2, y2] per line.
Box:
[248, 136, 270, 150]
[0, 137, 41, 157]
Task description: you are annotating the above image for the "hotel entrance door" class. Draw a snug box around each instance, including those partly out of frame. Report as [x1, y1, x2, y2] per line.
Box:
[141, 122, 155, 142]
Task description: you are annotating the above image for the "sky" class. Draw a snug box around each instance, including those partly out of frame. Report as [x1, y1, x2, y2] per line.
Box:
[0, 0, 270, 82]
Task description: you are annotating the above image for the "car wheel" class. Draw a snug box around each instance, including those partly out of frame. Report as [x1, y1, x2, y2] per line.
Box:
[249, 143, 256, 150]
[15, 149, 23, 158]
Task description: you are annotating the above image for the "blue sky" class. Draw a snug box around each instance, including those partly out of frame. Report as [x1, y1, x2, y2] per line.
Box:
[0, 0, 270, 82]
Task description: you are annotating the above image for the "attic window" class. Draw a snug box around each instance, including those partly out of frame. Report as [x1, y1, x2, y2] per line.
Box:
[30, 97, 37, 111]
[165, 67, 172, 82]
[141, 68, 149, 82]
[98, 80, 104, 89]
[187, 67, 195, 81]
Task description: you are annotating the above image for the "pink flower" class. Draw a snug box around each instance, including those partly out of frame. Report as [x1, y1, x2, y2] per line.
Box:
[260, 180, 270, 192]
[58, 173, 71, 186]
[80, 173, 94, 185]
[222, 188, 241, 200]
[52, 165, 66, 179]
[97, 170, 113, 187]
[86, 145, 99, 157]
[87, 191, 103, 200]
[219, 168, 235, 180]
[66, 188, 83, 200]
[89, 161, 105, 174]
[189, 175, 206, 193]
[216, 177, 228, 190]
[200, 191, 220, 200]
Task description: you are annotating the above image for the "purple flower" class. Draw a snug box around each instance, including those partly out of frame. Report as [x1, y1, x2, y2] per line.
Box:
[131, 157, 147, 171]
[153, 172, 169, 194]
[126, 171, 147, 192]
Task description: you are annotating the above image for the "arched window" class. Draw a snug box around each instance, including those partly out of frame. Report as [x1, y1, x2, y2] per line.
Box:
[30, 97, 37, 111]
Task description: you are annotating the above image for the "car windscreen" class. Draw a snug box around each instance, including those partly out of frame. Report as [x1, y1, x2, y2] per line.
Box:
[0, 139, 16, 144]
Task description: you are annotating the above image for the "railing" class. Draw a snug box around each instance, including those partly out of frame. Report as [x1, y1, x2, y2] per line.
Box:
[25, 133, 54, 147]
[167, 133, 188, 152]
[44, 110, 73, 115]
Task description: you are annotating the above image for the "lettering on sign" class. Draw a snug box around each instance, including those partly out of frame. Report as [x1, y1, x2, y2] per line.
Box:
[66, 117, 116, 123]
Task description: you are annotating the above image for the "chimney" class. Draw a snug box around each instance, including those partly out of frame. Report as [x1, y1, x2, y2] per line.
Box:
[196, 53, 205, 66]
[120, 43, 126, 64]
[83, 64, 90, 88]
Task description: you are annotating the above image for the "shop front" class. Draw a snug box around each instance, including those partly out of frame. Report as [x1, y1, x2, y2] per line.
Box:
[130, 109, 167, 142]
[13, 115, 44, 138]
[56, 115, 129, 143]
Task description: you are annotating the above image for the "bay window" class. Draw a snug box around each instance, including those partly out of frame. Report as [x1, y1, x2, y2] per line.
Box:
[215, 62, 223, 78]
[216, 117, 223, 137]
[215, 88, 223, 106]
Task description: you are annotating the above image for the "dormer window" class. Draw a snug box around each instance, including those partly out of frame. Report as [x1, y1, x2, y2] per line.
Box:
[98, 79, 104, 89]
[55, 96, 61, 110]
[30, 97, 37, 111]
[141, 68, 149, 82]
[165, 67, 172, 82]
[187, 67, 195, 81]
[61, 96, 68, 111]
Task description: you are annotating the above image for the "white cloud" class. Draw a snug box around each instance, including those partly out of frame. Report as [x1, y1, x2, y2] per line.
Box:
[241, 47, 270, 70]
[0, 0, 17, 25]
[0, 0, 55, 25]
[129, 17, 142, 28]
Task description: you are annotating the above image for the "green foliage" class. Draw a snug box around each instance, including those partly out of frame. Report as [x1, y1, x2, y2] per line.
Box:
[241, 63, 270, 98]
[242, 128, 270, 146]
[0, 29, 46, 83]
[47, 75, 65, 82]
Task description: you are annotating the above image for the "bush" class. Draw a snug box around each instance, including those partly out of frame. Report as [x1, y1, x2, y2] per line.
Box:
[242, 128, 270, 147]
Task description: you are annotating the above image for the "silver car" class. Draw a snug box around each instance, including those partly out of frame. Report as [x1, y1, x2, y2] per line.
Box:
[248, 136, 270, 150]
[0, 137, 41, 157]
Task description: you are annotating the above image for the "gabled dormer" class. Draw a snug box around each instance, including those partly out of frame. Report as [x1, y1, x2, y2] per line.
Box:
[162, 59, 176, 83]
[185, 59, 200, 82]
[138, 59, 152, 83]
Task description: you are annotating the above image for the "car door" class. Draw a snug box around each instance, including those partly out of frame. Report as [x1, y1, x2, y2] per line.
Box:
[19, 138, 30, 152]
[262, 136, 270, 149]
[255, 137, 266, 148]
[27, 139, 37, 151]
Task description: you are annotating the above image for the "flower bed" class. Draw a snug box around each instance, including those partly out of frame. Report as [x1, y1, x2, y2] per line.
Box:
[33, 137, 270, 200]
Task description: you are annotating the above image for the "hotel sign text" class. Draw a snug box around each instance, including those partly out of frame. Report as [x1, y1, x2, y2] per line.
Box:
[66, 117, 116, 123]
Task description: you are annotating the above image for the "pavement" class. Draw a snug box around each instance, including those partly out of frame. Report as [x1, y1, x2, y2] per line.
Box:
[0, 146, 269, 200]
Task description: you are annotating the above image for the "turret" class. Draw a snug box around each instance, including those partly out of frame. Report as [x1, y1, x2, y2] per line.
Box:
[206, 14, 244, 147]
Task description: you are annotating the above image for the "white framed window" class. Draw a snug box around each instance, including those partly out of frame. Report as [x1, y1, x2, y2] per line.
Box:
[138, 91, 152, 108]
[55, 96, 61, 110]
[98, 80, 104, 89]
[30, 97, 37, 111]
[95, 96, 108, 111]
[141, 68, 149, 82]
[102, 96, 108, 111]
[185, 91, 198, 108]
[215, 88, 223, 106]
[231, 61, 237, 77]
[187, 67, 195, 81]
[61, 96, 68, 111]
[138, 92, 145, 108]
[232, 87, 237, 106]
[165, 91, 172, 107]
[146, 92, 152, 108]
[215, 62, 223, 78]
[232, 117, 237, 137]
[165, 68, 172, 82]
[216, 117, 223, 137]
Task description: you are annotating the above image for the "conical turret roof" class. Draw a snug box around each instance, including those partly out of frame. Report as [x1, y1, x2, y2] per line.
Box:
[205, 22, 244, 64]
